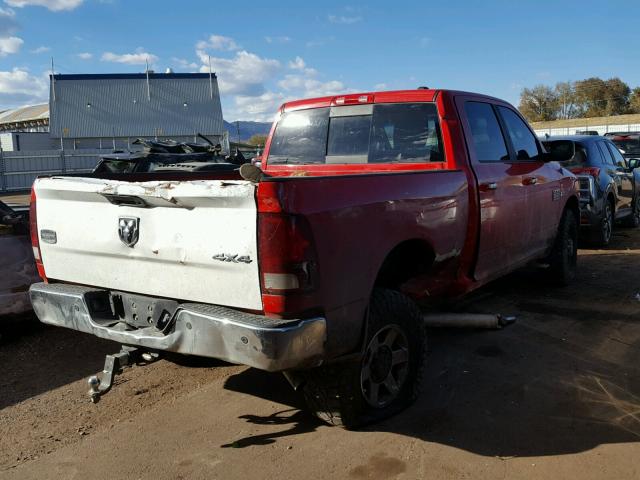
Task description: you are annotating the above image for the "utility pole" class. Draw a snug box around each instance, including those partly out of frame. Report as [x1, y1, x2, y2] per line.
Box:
[51, 57, 56, 102]
[145, 58, 151, 101]
[208, 55, 214, 100]
[236, 121, 240, 145]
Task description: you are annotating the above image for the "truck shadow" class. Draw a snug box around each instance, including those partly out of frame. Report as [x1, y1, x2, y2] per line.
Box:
[0, 318, 118, 410]
[222, 238, 640, 457]
[222, 320, 640, 456]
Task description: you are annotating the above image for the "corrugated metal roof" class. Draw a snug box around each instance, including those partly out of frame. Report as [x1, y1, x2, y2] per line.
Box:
[49, 73, 224, 138]
[0, 104, 49, 125]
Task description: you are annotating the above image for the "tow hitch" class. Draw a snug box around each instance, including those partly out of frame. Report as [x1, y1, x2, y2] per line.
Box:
[87, 346, 158, 403]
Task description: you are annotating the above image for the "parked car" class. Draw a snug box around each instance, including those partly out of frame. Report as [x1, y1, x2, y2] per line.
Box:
[604, 132, 640, 161]
[28, 89, 577, 427]
[0, 200, 39, 316]
[543, 135, 640, 245]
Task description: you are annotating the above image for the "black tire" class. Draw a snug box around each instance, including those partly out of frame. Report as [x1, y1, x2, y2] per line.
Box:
[298, 288, 426, 429]
[548, 208, 578, 286]
[624, 195, 640, 228]
[593, 198, 614, 246]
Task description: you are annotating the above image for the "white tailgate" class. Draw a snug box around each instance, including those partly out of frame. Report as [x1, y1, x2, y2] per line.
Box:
[35, 177, 262, 310]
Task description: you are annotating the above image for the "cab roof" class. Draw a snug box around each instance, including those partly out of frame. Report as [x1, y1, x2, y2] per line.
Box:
[280, 89, 509, 113]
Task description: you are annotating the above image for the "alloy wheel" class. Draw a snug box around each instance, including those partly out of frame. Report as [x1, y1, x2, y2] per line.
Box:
[360, 324, 410, 408]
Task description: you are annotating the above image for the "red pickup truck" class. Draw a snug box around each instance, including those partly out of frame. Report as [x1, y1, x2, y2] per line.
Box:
[29, 89, 578, 427]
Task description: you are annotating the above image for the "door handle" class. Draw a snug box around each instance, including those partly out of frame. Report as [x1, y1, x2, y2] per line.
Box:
[480, 182, 498, 191]
[523, 176, 538, 185]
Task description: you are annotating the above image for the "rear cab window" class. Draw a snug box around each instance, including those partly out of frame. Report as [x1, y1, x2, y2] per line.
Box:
[267, 102, 444, 166]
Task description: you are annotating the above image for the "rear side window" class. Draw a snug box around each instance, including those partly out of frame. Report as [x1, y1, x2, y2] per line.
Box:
[464, 102, 509, 162]
[497, 106, 541, 161]
[606, 142, 627, 167]
[597, 141, 615, 165]
[268, 103, 443, 165]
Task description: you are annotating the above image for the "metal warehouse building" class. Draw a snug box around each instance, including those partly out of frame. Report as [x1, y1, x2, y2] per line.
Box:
[49, 72, 225, 149]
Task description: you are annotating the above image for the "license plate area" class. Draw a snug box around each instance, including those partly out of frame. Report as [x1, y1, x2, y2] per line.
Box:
[84, 289, 178, 331]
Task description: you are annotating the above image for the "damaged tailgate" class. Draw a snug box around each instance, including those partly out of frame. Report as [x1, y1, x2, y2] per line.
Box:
[34, 177, 262, 310]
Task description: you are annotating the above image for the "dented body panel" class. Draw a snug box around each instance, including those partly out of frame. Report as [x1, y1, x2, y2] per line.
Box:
[30, 88, 579, 368]
[34, 178, 262, 310]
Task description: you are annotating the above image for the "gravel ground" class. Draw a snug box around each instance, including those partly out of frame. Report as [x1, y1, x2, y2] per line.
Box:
[1, 229, 639, 479]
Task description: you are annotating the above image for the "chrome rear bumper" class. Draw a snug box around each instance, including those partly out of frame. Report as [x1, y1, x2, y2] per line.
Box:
[29, 282, 326, 372]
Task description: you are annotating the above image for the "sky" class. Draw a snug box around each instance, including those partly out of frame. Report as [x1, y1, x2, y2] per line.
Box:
[0, 0, 639, 122]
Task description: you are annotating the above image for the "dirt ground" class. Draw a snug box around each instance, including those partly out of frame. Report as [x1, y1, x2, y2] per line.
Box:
[1, 229, 640, 479]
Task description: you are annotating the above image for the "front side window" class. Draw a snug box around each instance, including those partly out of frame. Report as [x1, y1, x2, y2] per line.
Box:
[464, 101, 509, 162]
[497, 106, 541, 161]
[268, 103, 443, 165]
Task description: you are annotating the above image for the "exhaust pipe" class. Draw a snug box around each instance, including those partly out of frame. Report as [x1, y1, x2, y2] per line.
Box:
[423, 313, 516, 330]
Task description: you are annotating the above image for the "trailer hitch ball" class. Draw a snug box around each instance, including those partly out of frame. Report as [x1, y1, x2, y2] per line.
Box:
[88, 376, 101, 403]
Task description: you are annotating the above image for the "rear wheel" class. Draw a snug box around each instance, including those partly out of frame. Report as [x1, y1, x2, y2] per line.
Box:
[548, 208, 578, 286]
[593, 199, 613, 246]
[299, 288, 426, 429]
[624, 195, 640, 228]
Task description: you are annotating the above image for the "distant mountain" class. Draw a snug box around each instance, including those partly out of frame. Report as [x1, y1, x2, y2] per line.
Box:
[223, 120, 272, 143]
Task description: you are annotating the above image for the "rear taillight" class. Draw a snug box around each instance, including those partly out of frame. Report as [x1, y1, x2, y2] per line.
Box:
[570, 166, 600, 178]
[257, 182, 318, 316]
[258, 213, 317, 293]
[29, 185, 47, 282]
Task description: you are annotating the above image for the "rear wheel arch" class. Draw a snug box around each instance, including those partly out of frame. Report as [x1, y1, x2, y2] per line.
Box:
[564, 194, 580, 224]
[373, 239, 436, 291]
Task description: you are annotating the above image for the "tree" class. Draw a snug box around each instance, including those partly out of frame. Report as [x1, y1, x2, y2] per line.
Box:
[518, 85, 558, 122]
[247, 134, 267, 146]
[630, 87, 640, 114]
[603, 77, 631, 116]
[554, 81, 579, 119]
[574, 77, 608, 117]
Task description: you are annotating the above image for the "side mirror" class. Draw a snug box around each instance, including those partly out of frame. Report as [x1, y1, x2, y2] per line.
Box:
[628, 158, 640, 170]
[543, 140, 575, 162]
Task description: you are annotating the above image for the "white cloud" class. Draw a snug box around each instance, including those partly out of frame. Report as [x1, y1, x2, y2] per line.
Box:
[0, 67, 48, 107]
[171, 57, 198, 70]
[198, 49, 280, 96]
[0, 35, 22, 56]
[0, 7, 18, 35]
[265, 35, 290, 44]
[194, 35, 351, 121]
[374, 83, 388, 90]
[288, 56, 306, 70]
[231, 91, 285, 122]
[196, 35, 240, 52]
[101, 48, 158, 65]
[76, 51, 92, 59]
[30, 45, 49, 53]
[328, 14, 362, 24]
[5, 0, 84, 11]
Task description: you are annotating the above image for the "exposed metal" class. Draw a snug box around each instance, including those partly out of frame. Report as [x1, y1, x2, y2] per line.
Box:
[49, 73, 224, 139]
[88, 346, 140, 403]
[30, 282, 327, 372]
[422, 313, 516, 329]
